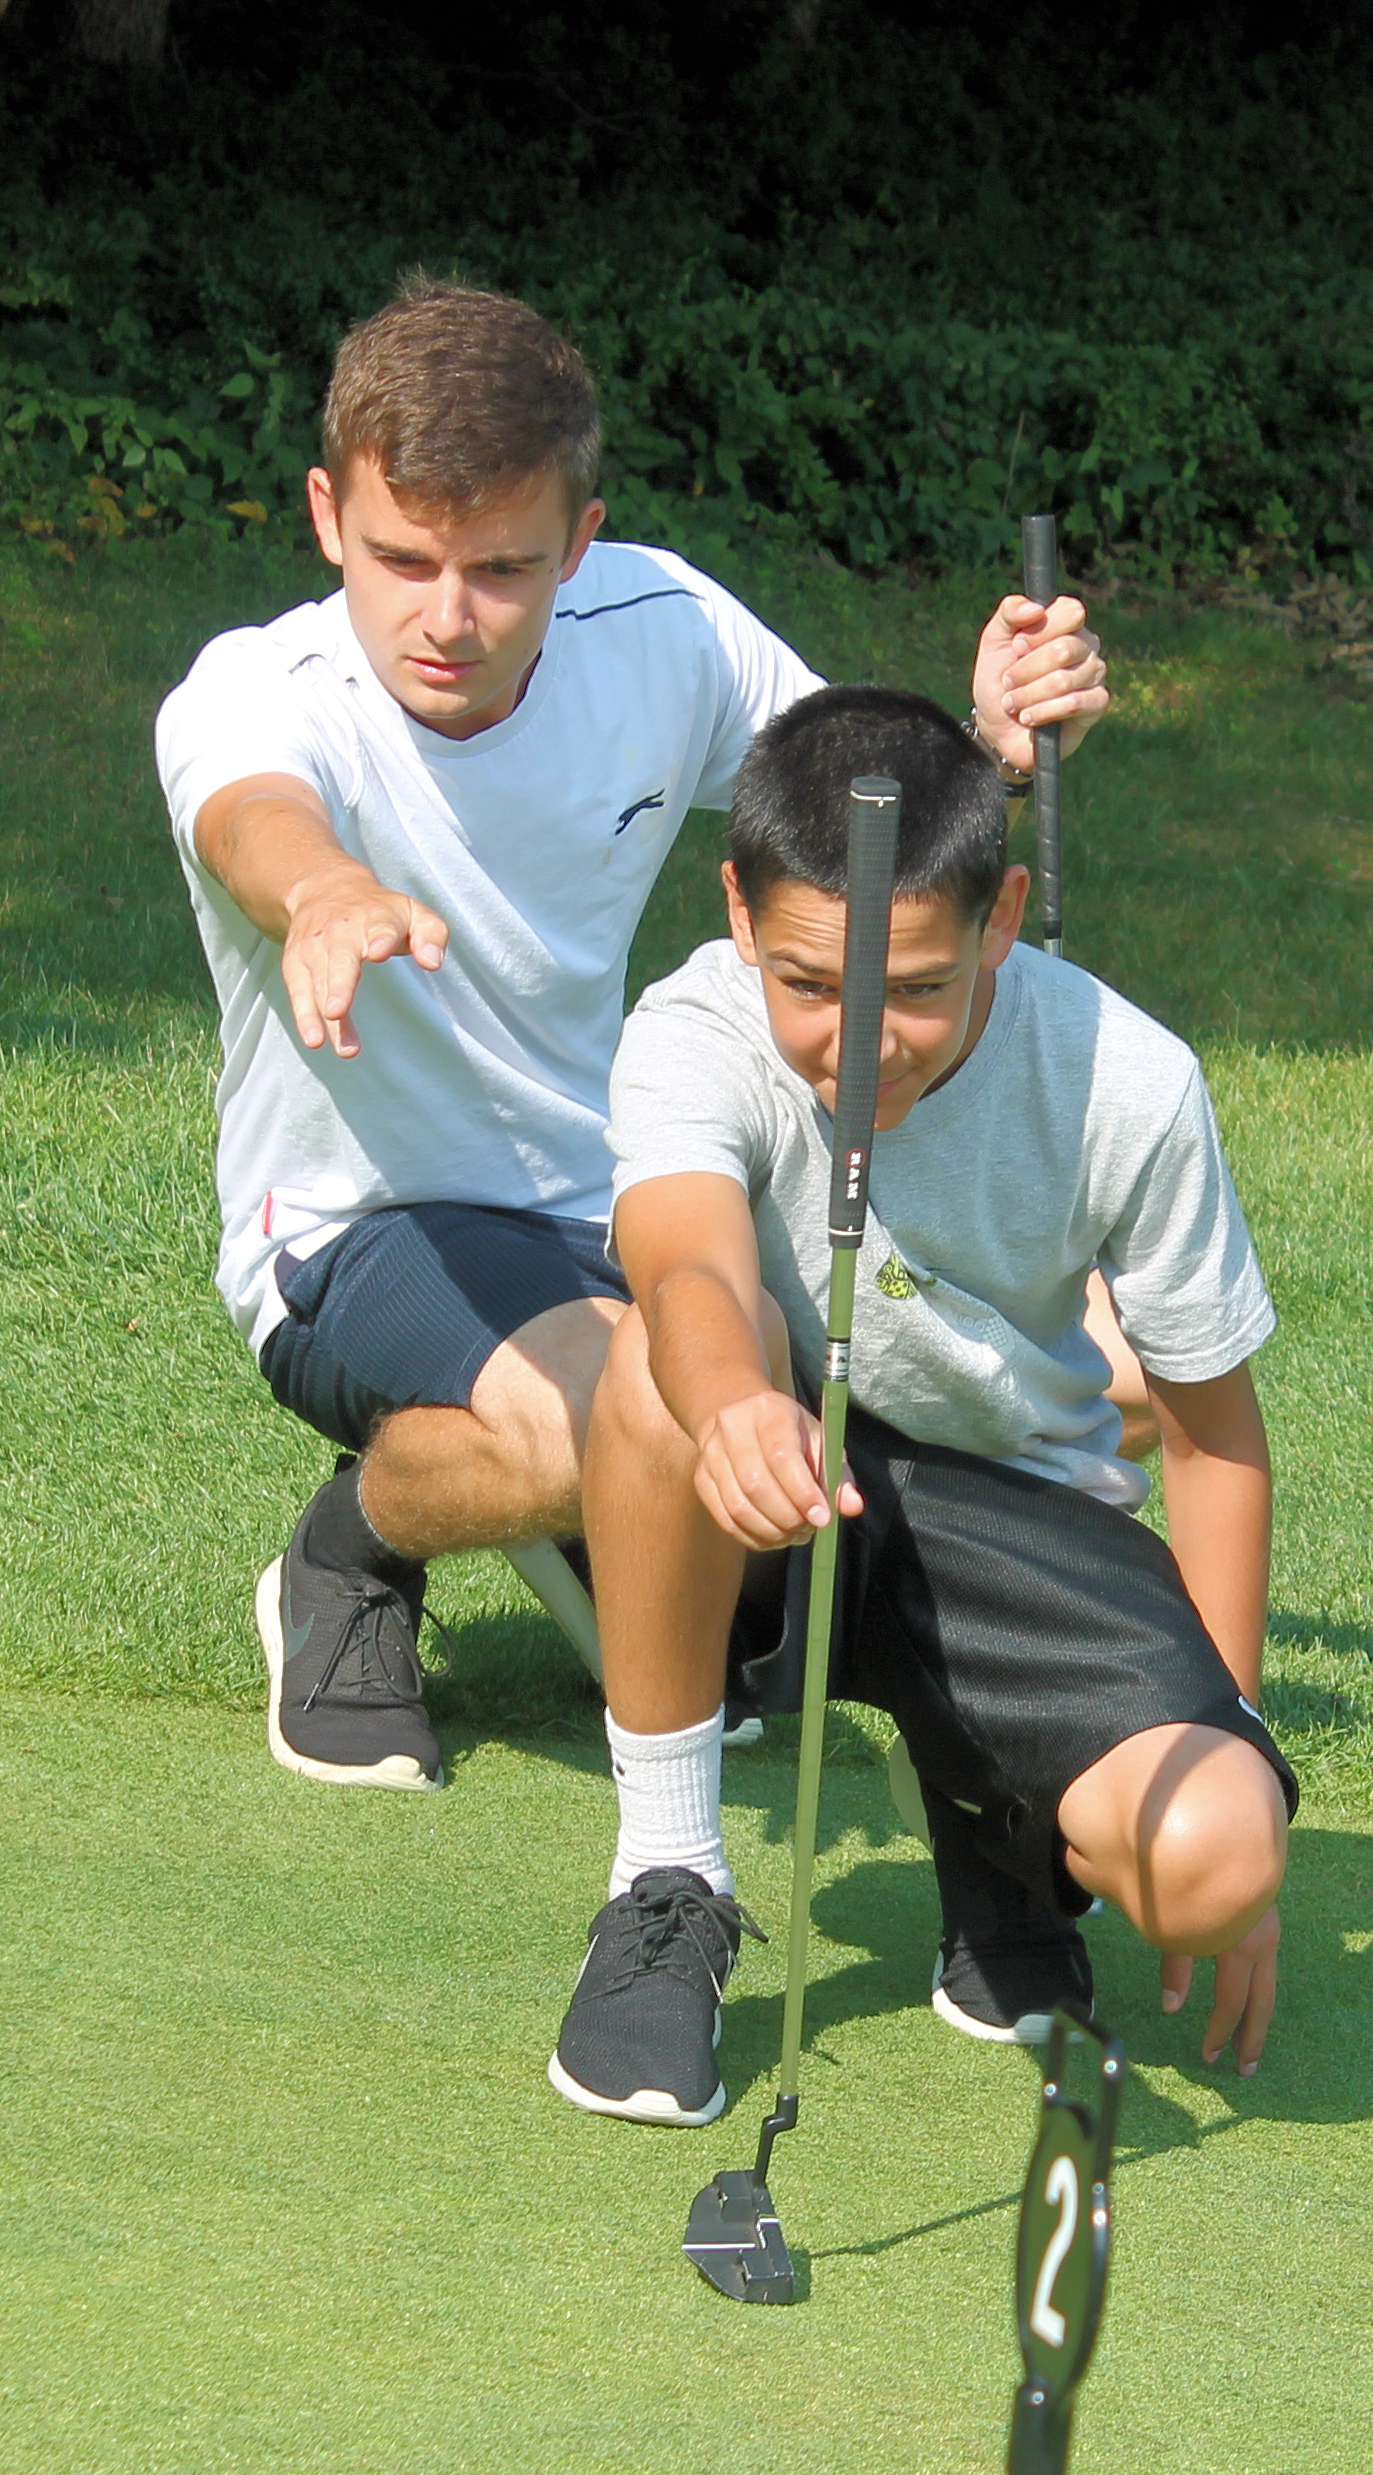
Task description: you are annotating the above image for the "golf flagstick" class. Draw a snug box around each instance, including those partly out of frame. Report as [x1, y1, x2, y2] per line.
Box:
[1021, 514, 1063, 957]
[503, 1540, 603, 1684]
[683, 773, 901, 2306]
[1008, 2011, 1124, 2475]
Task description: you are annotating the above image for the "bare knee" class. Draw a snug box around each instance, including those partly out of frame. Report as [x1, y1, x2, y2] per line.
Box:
[363, 1295, 623, 1551]
[594, 1304, 695, 1471]
[1061, 1725, 1288, 1954]
[1139, 1757, 1287, 1951]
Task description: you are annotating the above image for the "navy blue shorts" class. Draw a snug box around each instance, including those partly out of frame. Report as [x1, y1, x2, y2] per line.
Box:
[258, 1201, 630, 1453]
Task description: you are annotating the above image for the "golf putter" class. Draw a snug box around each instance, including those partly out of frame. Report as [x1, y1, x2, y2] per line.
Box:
[1021, 514, 1063, 957]
[682, 773, 901, 2305]
[1008, 2011, 1124, 2475]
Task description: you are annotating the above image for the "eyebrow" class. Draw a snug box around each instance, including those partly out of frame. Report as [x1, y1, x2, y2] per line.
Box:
[360, 537, 550, 566]
[768, 949, 959, 980]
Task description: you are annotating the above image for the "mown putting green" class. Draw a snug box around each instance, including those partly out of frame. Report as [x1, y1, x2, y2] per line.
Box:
[0, 1698, 1368, 2475]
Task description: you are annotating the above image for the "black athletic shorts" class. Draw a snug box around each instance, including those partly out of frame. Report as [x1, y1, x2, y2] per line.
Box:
[257, 1201, 630, 1453]
[732, 1402, 1297, 1916]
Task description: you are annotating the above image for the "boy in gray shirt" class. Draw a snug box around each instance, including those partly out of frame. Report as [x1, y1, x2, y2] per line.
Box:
[549, 684, 1296, 2129]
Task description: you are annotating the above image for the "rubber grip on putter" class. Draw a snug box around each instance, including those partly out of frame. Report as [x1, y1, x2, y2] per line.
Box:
[828, 776, 901, 1244]
[1020, 514, 1063, 955]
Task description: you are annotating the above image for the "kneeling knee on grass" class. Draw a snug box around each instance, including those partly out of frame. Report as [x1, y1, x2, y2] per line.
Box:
[1059, 1721, 1288, 1955]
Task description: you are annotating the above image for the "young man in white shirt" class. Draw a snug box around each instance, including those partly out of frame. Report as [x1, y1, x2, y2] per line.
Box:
[156, 278, 1110, 1794]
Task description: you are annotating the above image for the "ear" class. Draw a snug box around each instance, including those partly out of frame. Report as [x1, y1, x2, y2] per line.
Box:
[306, 467, 344, 568]
[561, 497, 606, 579]
[979, 865, 1031, 967]
[721, 861, 760, 965]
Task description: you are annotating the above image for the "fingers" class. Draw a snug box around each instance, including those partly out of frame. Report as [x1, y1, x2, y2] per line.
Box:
[406, 900, 449, 971]
[280, 935, 357, 1052]
[1159, 1951, 1193, 2016]
[695, 1401, 828, 1548]
[281, 891, 449, 1053]
[694, 1398, 864, 1550]
[1201, 1907, 1281, 2077]
[971, 594, 1109, 771]
[1000, 615, 1107, 740]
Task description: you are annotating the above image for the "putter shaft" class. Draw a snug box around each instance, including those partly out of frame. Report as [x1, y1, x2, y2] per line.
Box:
[1021, 513, 1063, 957]
[684, 777, 899, 2303]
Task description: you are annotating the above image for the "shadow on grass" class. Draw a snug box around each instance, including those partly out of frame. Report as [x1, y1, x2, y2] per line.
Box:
[1269, 1607, 1373, 1664]
[712, 1822, 1370, 2168]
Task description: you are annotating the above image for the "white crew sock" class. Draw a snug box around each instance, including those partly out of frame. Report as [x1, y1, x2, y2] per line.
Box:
[605, 1705, 733, 1899]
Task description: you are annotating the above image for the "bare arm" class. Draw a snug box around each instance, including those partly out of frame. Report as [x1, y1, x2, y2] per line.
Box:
[194, 772, 449, 1057]
[1146, 1360, 1271, 1701]
[1146, 1358, 1278, 2068]
[615, 1172, 862, 1548]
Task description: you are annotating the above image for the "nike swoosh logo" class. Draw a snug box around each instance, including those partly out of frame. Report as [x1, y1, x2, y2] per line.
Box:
[282, 1596, 314, 1662]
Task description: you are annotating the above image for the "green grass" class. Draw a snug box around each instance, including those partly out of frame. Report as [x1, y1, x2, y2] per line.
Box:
[1, 1699, 1370, 2475]
[1, 532, 1371, 2472]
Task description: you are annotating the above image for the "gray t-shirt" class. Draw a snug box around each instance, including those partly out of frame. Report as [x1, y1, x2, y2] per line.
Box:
[607, 938, 1275, 1508]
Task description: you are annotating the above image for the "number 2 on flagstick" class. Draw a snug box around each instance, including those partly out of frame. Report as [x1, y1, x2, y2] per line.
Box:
[1029, 2154, 1079, 2348]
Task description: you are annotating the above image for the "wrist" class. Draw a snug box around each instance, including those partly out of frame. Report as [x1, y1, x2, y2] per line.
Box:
[963, 710, 1034, 794]
[281, 852, 378, 926]
[689, 1372, 783, 1455]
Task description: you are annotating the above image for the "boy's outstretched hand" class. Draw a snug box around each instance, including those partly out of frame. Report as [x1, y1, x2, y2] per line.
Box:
[1159, 1901, 1282, 2077]
[970, 593, 1109, 777]
[694, 1386, 863, 1551]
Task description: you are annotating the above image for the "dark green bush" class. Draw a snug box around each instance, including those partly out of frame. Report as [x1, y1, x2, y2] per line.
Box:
[5, 6, 1373, 580]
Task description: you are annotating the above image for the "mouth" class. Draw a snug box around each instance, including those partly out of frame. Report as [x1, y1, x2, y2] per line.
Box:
[408, 654, 482, 685]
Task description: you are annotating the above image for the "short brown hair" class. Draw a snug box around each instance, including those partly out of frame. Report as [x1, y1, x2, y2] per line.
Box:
[322, 277, 601, 521]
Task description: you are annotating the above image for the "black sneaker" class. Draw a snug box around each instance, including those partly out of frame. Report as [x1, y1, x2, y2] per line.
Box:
[548, 1868, 765, 2126]
[921, 1779, 1094, 2045]
[255, 1495, 442, 1791]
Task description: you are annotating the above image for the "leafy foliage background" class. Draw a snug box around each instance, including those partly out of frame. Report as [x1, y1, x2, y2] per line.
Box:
[4, 2, 1373, 578]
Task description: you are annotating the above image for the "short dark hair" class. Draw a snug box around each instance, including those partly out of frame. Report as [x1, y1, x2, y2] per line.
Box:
[322, 277, 601, 522]
[728, 684, 1007, 922]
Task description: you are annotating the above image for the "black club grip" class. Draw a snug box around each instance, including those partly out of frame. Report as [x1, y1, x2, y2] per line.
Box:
[828, 776, 901, 1246]
[1021, 513, 1062, 954]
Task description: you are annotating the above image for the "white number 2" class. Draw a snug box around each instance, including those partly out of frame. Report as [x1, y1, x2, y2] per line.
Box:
[1029, 2154, 1079, 2347]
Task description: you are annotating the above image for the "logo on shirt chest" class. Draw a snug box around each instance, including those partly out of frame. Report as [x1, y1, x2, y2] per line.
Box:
[875, 1251, 937, 1299]
[615, 788, 667, 836]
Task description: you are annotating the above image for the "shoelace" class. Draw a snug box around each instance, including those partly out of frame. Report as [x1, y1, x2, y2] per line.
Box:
[604, 1876, 767, 2001]
[302, 1578, 424, 1714]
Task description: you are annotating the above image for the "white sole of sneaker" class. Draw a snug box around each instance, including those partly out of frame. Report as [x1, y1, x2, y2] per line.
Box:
[931, 1983, 1053, 2045]
[721, 1714, 764, 1748]
[255, 1557, 443, 1791]
[545, 2047, 726, 2127]
[930, 1956, 1094, 2047]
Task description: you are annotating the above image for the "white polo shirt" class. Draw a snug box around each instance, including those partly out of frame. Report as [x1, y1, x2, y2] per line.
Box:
[155, 541, 822, 1355]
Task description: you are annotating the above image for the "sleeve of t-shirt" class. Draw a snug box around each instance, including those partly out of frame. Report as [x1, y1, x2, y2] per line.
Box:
[154, 627, 351, 869]
[1098, 1060, 1276, 1382]
[607, 971, 778, 1208]
[685, 570, 826, 811]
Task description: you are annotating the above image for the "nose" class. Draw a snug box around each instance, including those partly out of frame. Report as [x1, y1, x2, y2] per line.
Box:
[424, 571, 476, 648]
[878, 1010, 904, 1065]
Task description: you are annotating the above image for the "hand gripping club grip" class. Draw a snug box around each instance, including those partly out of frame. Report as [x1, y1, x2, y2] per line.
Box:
[828, 777, 902, 1245]
[1021, 514, 1063, 955]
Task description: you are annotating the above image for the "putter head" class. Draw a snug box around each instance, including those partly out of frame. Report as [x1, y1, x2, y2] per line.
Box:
[683, 2169, 795, 2304]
